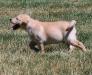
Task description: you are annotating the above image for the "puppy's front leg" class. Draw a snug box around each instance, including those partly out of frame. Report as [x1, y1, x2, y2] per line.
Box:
[38, 43, 45, 54]
[29, 41, 37, 49]
[29, 41, 40, 52]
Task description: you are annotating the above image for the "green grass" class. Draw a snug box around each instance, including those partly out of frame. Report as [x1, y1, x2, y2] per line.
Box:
[0, 0, 92, 75]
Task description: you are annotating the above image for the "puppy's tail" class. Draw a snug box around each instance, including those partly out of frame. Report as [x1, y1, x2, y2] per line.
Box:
[66, 20, 76, 31]
[65, 20, 76, 37]
[69, 20, 76, 28]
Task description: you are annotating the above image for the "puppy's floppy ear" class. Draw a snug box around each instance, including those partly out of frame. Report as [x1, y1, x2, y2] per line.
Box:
[21, 19, 29, 26]
[21, 21, 29, 29]
[22, 22, 27, 26]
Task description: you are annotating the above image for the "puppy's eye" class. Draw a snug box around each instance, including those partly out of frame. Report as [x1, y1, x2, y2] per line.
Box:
[16, 18, 19, 20]
[16, 18, 21, 21]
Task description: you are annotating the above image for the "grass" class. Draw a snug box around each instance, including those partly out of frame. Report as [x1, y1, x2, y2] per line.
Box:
[0, 0, 92, 75]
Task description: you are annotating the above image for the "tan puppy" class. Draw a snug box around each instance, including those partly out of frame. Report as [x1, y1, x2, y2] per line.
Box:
[10, 14, 86, 53]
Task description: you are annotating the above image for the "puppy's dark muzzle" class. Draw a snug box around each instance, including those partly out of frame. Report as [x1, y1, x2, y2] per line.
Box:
[12, 24, 20, 30]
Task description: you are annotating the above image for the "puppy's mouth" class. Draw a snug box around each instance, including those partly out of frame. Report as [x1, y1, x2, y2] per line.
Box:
[12, 23, 20, 30]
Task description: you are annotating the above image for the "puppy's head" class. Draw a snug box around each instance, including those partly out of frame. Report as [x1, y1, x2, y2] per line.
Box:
[10, 14, 31, 30]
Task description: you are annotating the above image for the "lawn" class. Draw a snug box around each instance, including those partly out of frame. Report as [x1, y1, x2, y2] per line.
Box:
[0, 0, 92, 75]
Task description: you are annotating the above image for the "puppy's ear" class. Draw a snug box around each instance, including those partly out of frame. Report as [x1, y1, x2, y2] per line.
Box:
[21, 22, 28, 29]
[22, 19, 29, 26]
[22, 22, 27, 26]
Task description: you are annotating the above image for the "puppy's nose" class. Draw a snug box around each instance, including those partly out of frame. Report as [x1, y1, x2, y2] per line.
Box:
[10, 19, 12, 21]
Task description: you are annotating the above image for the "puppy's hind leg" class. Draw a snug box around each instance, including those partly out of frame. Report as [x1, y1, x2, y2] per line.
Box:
[68, 40, 86, 52]
[67, 26, 86, 52]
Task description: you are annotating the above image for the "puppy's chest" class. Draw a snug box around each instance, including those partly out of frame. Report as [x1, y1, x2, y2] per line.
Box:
[27, 27, 47, 42]
[28, 30, 40, 41]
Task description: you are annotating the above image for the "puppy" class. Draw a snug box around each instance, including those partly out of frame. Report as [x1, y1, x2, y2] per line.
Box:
[10, 14, 86, 53]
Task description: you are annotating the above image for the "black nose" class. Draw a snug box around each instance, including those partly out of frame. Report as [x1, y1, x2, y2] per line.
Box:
[10, 19, 12, 21]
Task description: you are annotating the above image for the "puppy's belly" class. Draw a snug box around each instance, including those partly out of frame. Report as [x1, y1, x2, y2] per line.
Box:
[46, 29, 63, 41]
[45, 31, 63, 44]
[44, 38, 63, 45]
